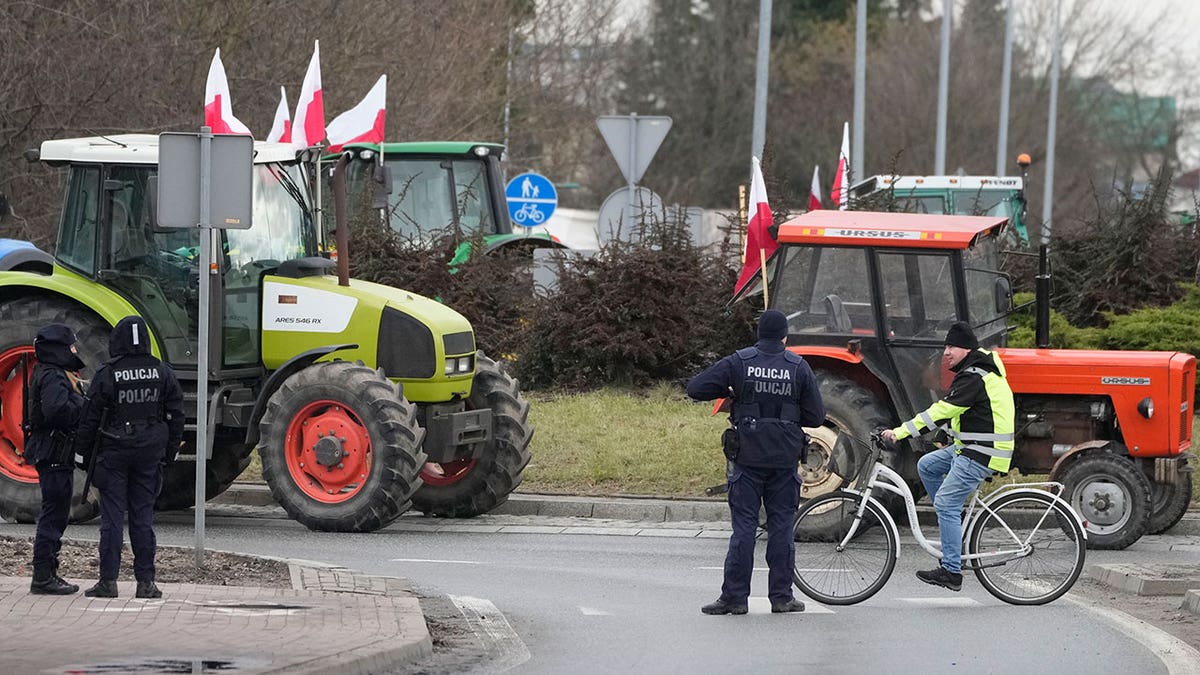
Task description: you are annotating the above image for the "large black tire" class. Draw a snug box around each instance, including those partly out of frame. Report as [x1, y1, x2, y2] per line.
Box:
[412, 352, 532, 517]
[798, 373, 896, 538]
[1147, 466, 1193, 535]
[1060, 451, 1152, 550]
[0, 296, 109, 524]
[154, 429, 254, 511]
[258, 360, 425, 532]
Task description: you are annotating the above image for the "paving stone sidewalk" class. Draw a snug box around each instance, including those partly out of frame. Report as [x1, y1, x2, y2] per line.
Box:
[0, 560, 429, 675]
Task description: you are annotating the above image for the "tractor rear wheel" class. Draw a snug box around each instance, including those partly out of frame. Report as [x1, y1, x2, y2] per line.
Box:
[1060, 451, 1152, 550]
[0, 297, 108, 524]
[258, 360, 425, 532]
[412, 352, 532, 517]
[154, 429, 254, 511]
[798, 373, 896, 538]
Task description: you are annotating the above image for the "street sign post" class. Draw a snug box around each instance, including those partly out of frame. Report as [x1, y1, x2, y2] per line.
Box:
[596, 114, 672, 239]
[505, 172, 558, 227]
[157, 128, 253, 566]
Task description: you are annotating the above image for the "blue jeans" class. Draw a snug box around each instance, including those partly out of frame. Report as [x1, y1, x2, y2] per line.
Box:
[917, 447, 993, 574]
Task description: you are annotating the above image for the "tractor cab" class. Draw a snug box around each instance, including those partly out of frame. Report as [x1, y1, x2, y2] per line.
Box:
[324, 142, 565, 265]
[36, 134, 316, 374]
[849, 174, 1029, 247]
[745, 209, 1011, 425]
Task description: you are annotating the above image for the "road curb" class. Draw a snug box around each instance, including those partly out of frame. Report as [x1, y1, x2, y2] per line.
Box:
[1183, 590, 1200, 617]
[1087, 563, 1200, 596]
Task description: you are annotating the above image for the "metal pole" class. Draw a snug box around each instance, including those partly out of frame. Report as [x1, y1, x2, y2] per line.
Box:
[935, 0, 951, 175]
[195, 126, 212, 567]
[852, 0, 867, 178]
[626, 112, 638, 238]
[1042, 0, 1061, 245]
[751, 0, 773, 165]
[996, 0, 1015, 176]
[503, 26, 514, 151]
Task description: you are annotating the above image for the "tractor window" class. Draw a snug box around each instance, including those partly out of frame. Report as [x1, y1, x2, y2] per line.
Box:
[57, 167, 100, 275]
[773, 246, 874, 335]
[893, 195, 945, 214]
[451, 160, 494, 237]
[877, 251, 956, 339]
[383, 159, 457, 242]
[952, 190, 1013, 218]
[964, 237, 1008, 340]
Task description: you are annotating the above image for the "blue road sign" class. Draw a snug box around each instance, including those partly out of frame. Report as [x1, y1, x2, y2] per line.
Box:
[505, 172, 558, 227]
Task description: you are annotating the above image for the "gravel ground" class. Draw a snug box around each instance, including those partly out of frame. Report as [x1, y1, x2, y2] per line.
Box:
[0, 534, 292, 587]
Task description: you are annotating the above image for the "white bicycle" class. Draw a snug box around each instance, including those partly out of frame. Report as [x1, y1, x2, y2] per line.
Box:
[792, 433, 1087, 606]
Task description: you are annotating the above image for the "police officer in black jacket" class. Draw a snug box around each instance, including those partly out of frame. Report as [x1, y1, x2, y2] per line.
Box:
[74, 316, 184, 599]
[26, 324, 87, 595]
[687, 309, 825, 615]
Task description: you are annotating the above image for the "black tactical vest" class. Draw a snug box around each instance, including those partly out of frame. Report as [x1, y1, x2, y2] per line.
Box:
[108, 354, 165, 427]
[730, 347, 808, 468]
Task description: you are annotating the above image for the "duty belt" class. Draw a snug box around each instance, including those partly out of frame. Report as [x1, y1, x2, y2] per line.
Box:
[107, 417, 164, 434]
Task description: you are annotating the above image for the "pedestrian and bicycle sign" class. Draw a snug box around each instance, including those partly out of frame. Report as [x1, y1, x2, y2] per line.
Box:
[505, 172, 557, 227]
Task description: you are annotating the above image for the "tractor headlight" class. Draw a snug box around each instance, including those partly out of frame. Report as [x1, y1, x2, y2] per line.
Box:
[444, 356, 474, 375]
[1137, 397, 1154, 419]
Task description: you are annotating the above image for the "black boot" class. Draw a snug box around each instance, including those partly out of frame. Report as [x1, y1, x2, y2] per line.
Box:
[30, 564, 78, 595]
[136, 581, 162, 599]
[700, 598, 748, 615]
[51, 560, 79, 594]
[84, 579, 118, 598]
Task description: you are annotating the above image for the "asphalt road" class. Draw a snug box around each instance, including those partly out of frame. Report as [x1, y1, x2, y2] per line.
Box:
[14, 511, 1187, 675]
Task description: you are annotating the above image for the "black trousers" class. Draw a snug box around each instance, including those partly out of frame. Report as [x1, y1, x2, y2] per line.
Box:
[32, 462, 73, 569]
[94, 447, 163, 582]
[722, 463, 802, 604]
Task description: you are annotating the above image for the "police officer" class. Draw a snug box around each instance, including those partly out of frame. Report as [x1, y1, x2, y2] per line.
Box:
[687, 309, 825, 615]
[25, 324, 86, 595]
[74, 315, 184, 599]
[882, 321, 1015, 592]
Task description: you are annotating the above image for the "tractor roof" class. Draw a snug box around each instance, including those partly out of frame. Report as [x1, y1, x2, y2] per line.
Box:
[38, 134, 299, 165]
[775, 210, 1008, 250]
[851, 174, 1024, 194]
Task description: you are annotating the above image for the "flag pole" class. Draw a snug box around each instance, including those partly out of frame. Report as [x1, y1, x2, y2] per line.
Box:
[759, 247, 769, 308]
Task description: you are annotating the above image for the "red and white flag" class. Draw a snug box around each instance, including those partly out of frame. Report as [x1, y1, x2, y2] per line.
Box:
[266, 86, 292, 143]
[292, 40, 325, 148]
[733, 156, 778, 296]
[326, 75, 387, 153]
[830, 122, 850, 210]
[808, 165, 823, 211]
[203, 48, 251, 135]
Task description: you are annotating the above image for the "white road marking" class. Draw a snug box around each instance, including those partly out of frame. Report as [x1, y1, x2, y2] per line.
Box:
[450, 595, 531, 672]
[747, 597, 835, 614]
[1065, 593, 1200, 675]
[579, 606, 613, 616]
[696, 566, 770, 571]
[896, 597, 982, 608]
[390, 558, 482, 565]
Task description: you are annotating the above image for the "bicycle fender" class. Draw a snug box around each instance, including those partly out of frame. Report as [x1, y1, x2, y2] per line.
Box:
[974, 488, 1087, 541]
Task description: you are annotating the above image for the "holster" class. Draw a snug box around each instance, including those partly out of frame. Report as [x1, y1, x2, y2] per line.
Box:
[721, 425, 740, 463]
[48, 430, 75, 466]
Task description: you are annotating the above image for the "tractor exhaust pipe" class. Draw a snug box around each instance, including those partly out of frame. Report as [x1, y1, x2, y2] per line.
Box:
[1035, 244, 1051, 348]
[331, 152, 351, 287]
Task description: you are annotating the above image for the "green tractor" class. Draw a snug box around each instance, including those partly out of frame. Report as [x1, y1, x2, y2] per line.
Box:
[325, 142, 570, 266]
[0, 134, 533, 532]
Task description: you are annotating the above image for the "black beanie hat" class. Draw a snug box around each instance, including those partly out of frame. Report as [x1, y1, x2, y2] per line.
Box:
[758, 309, 788, 340]
[944, 321, 979, 350]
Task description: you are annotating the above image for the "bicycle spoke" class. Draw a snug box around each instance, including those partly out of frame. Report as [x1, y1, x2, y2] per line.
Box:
[969, 494, 1084, 605]
[793, 494, 896, 604]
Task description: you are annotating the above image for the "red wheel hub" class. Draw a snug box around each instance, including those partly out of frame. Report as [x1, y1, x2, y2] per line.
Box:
[0, 346, 37, 483]
[284, 400, 372, 503]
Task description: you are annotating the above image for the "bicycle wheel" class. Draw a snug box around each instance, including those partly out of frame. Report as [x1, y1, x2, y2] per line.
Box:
[967, 491, 1085, 605]
[792, 491, 897, 605]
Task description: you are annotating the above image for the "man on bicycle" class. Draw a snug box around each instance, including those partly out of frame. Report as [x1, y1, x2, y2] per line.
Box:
[882, 322, 1015, 592]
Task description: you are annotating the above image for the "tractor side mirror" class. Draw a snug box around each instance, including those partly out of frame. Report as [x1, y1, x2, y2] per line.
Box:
[372, 164, 393, 210]
[994, 276, 1013, 314]
[146, 176, 162, 231]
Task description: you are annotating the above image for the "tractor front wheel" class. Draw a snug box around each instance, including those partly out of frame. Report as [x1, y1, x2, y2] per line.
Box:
[1060, 451, 1152, 550]
[412, 352, 532, 517]
[0, 297, 109, 524]
[258, 360, 425, 532]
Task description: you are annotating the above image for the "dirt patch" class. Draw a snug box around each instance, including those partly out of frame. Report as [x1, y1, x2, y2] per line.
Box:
[0, 535, 292, 587]
[1074, 578, 1200, 649]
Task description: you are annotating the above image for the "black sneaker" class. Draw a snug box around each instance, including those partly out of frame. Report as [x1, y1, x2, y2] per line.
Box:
[84, 580, 118, 598]
[136, 581, 162, 599]
[916, 566, 963, 592]
[771, 598, 806, 613]
[701, 598, 748, 615]
[30, 575, 78, 595]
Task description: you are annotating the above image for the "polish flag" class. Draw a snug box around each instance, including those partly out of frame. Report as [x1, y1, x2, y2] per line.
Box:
[292, 40, 326, 148]
[808, 165, 823, 211]
[326, 75, 387, 153]
[830, 122, 850, 210]
[203, 48, 251, 135]
[266, 86, 292, 143]
[733, 157, 778, 296]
